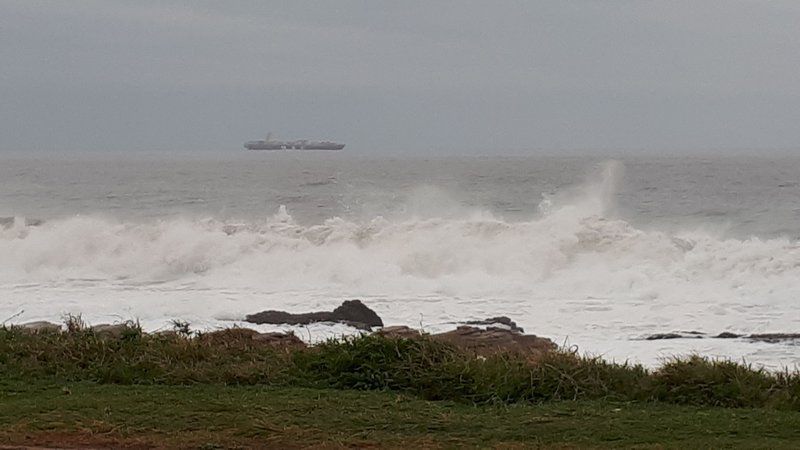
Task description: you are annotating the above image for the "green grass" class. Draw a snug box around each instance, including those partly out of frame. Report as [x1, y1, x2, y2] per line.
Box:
[2, 325, 800, 447]
[1, 381, 799, 448]
[2, 326, 798, 410]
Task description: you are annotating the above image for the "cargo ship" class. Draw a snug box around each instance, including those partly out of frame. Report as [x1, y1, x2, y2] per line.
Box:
[244, 133, 345, 150]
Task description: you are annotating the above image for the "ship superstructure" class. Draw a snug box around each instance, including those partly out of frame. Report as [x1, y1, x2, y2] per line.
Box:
[244, 133, 345, 150]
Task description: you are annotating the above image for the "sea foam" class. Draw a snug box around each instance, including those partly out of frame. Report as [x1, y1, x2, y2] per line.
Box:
[2, 161, 799, 368]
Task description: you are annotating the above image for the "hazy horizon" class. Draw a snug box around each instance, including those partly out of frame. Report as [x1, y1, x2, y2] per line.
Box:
[3, 1, 800, 155]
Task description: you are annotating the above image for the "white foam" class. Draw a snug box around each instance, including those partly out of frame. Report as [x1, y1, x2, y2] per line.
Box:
[2, 161, 799, 369]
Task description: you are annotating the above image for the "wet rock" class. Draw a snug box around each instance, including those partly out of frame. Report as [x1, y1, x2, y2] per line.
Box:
[747, 333, 800, 343]
[331, 300, 383, 328]
[641, 331, 800, 342]
[715, 332, 744, 339]
[464, 316, 524, 333]
[433, 326, 556, 357]
[245, 300, 383, 329]
[17, 321, 62, 334]
[644, 332, 705, 340]
[645, 333, 685, 340]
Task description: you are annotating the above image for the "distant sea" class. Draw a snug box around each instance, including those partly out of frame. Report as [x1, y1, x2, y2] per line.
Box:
[2, 152, 799, 368]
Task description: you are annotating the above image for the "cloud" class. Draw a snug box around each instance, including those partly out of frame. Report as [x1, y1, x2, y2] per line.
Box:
[2, 1, 800, 152]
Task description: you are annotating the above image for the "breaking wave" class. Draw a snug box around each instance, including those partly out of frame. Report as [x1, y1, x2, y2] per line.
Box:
[2, 161, 799, 306]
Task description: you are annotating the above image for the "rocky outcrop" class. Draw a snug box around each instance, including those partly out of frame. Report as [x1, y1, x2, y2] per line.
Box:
[640, 331, 800, 343]
[715, 332, 743, 339]
[376, 325, 556, 358]
[644, 331, 705, 340]
[375, 325, 424, 339]
[199, 328, 305, 349]
[747, 333, 800, 343]
[463, 316, 524, 333]
[245, 300, 383, 330]
[434, 326, 556, 357]
[17, 321, 61, 334]
[252, 331, 306, 348]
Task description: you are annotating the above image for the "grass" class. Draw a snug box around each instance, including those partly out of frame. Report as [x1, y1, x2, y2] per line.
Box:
[2, 325, 798, 410]
[1, 382, 799, 448]
[2, 323, 800, 447]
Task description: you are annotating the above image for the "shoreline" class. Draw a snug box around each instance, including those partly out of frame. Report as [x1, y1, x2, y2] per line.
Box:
[8, 310, 800, 372]
[3, 318, 799, 447]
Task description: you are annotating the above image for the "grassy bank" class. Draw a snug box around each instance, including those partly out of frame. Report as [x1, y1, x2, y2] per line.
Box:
[2, 382, 800, 448]
[2, 325, 799, 410]
[2, 325, 800, 447]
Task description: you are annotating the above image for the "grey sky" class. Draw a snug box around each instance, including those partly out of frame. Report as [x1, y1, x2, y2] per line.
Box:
[2, 1, 800, 154]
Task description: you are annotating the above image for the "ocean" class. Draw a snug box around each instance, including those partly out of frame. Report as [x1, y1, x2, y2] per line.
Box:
[2, 152, 799, 368]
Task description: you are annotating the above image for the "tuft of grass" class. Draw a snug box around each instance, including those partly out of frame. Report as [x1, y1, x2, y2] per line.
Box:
[0, 328, 798, 410]
[291, 336, 651, 403]
[651, 355, 800, 409]
[170, 319, 192, 336]
[63, 313, 86, 333]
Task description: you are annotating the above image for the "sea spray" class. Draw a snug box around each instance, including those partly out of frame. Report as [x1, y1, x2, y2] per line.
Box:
[2, 161, 800, 368]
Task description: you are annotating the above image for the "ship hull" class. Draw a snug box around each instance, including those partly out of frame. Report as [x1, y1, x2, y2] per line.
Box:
[301, 144, 345, 150]
[244, 142, 345, 150]
[244, 142, 285, 150]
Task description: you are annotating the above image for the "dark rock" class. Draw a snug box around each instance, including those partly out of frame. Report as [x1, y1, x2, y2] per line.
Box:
[715, 332, 743, 339]
[331, 300, 383, 328]
[245, 310, 331, 326]
[644, 332, 704, 340]
[645, 333, 684, 340]
[245, 300, 383, 329]
[642, 331, 800, 342]
[747, 333, 800, 343]
[464, 316, 524, 333]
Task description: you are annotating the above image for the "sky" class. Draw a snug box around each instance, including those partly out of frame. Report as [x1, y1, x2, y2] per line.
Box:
[2, 0, 800, 154]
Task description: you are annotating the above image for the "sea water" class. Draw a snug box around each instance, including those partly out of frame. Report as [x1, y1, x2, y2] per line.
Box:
[2, 152, 799, 369]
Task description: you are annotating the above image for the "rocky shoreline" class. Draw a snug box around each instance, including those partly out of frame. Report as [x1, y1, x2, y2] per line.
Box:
[10, 300, 800, 354]
[10, 300, 557, 358]
[641, 331, 800, 343]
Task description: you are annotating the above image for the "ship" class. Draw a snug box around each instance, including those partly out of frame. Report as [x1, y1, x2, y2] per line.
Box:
[244, 133, 345, 151]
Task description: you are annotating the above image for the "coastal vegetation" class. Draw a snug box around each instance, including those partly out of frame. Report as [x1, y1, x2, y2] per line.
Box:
[1, 319, 799, 447]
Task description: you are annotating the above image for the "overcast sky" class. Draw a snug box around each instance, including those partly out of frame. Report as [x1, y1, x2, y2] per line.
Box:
[2, 1, 800, 154]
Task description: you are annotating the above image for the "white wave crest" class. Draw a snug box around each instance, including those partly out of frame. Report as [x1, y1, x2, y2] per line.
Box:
[4, 161, 800, 368]
[2, 160, 798, 301]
